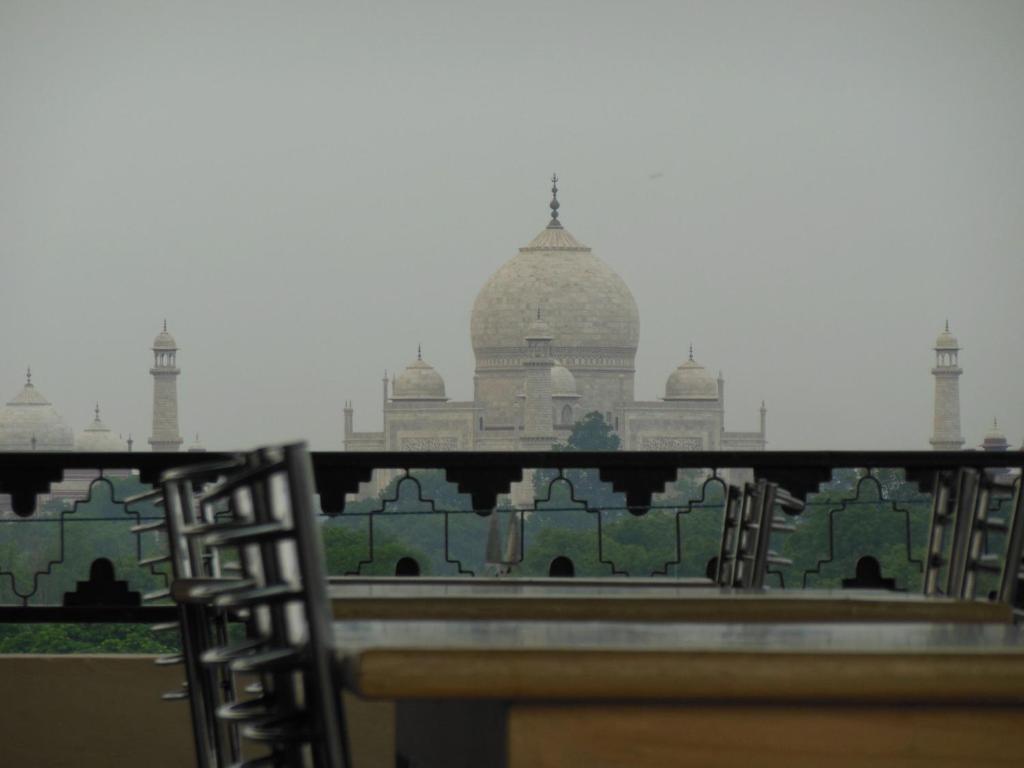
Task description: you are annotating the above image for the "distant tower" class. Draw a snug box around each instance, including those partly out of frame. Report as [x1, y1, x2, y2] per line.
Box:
[930, 322, 964, 450]
[343, 400, 354, 443]
[149, 321, 183, 451]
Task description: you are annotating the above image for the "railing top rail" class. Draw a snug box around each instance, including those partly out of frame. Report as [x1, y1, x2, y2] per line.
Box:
[0, 449, 1022, 472]
[311, 450, 1024, 471]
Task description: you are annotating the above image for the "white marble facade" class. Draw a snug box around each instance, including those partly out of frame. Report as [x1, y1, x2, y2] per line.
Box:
[345, 181, 767, 454]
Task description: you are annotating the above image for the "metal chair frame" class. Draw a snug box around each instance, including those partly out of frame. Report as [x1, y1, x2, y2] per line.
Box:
[715, 479, 799, 589]
[922, 468, 1024, 611]
[996, 475, 1024, 612]
[922, 470, 956, 597]
[164, 443, 349, 768]
[160, 457, 247, 767]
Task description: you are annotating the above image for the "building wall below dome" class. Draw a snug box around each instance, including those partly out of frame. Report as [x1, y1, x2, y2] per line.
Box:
[383, 402, 479, 451]
[475, 371, 527, 428]
[475, 347, 637, 372]
[572, 370, 635, 424]
[721, 431, 767, 450]
[620, 401, 724, 451]
[476, 364, 635, 429]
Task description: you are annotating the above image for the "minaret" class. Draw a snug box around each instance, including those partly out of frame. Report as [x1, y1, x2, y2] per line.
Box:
[930, 321, 964, 450]
[520, 309, 556, 448]
[149, 320, 183, 451]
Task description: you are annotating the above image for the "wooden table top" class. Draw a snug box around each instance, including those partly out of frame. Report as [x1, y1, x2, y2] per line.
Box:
[336, 620, 1024, 703]
[328, 576, 714, 590]
[328, 579, 1012, 624]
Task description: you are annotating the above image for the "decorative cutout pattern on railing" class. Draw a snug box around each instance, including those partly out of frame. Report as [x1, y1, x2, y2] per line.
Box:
[0, 473, 169, 607]
[795, 470, 929, 590]
[0, 452, 1021, 619]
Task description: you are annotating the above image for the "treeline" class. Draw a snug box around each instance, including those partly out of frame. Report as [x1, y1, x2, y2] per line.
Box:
[3, 415, 1000, 651]
[329, 467, 957, 589]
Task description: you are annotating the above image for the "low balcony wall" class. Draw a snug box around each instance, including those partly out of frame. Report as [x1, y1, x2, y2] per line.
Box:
[0, 655, 394, 767]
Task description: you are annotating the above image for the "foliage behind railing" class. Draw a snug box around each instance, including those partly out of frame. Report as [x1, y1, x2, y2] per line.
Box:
[0, 451, 1021, 644]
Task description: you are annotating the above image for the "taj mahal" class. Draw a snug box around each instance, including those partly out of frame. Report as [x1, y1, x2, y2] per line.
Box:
[0, 180, 1015, 458]
[343, 178, 768, 453]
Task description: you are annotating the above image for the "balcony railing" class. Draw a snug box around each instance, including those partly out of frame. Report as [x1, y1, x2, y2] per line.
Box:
[0, 450, 1022, 628]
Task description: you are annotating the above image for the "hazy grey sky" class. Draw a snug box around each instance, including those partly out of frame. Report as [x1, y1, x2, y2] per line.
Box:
[2, 1, 1022, 450]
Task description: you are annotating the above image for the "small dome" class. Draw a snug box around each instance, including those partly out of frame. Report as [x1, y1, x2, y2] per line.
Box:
[187, 433, 206, 453]
[392, 353, 447, 401]
[981, 419, 1008, 452]
[935, 322, 959, 350]
[0, 371, 75, 451]
[984, 418, 1005, 441]
[153, 321, 177, 350]
[665, 353, 718, 401]
[551, 364, 578, 397]
[76, 405, 126, 452]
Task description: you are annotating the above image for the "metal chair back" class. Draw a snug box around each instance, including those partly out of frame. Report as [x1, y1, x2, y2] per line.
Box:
[172, 443, 349, 768]
[997, 475, 1024, 612]
[716, 479, 799, 589]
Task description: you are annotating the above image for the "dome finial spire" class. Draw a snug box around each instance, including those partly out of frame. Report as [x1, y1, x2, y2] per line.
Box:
[417, 343, 422, 361]
[688, 343, 694, 361]
[163, 318, 167, 332]
[547, 173, 562, 229]
[25, 366, 31, 385]
[945, 318, 949, 333]
[95, 402, 100, 420]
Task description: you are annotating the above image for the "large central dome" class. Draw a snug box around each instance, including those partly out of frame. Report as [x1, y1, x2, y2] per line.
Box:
[471, 202, 639, 364]
[470, 179, 640, 426]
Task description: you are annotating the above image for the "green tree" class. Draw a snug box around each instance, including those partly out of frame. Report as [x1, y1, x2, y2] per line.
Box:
[321, 521, 432, 576]
[773, 472, 932, 590]
[513, 488, 725, 578]
[325, 471, 491, 575]
[565, 411, 620, 451]
[0, 623, 178, 654]
[530, 412, 622, 512]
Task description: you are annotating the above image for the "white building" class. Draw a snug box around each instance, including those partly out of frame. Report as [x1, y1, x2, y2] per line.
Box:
[345, 178, 767, 452]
